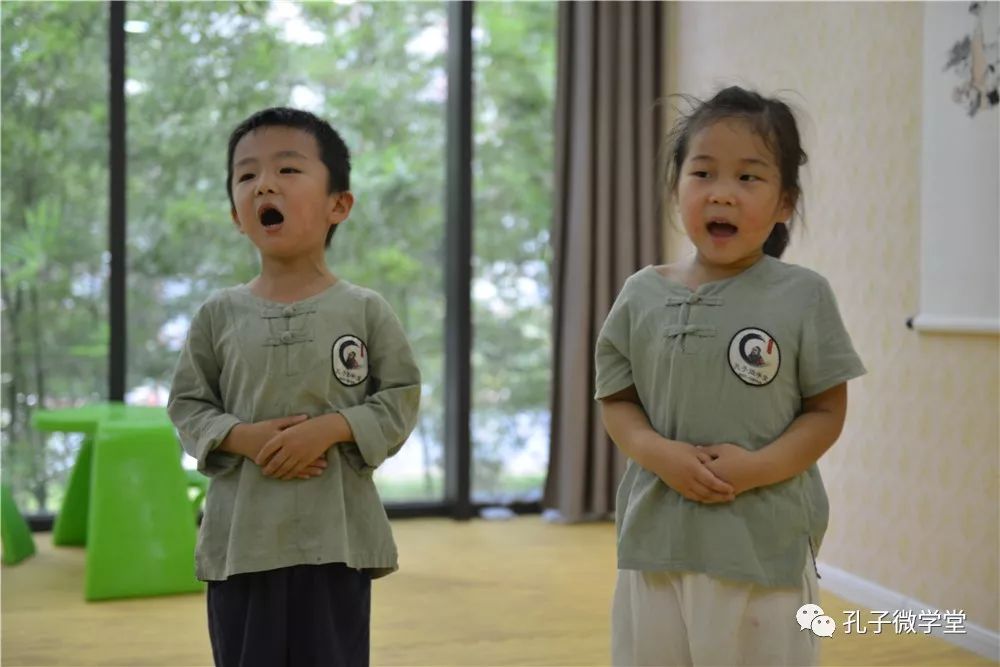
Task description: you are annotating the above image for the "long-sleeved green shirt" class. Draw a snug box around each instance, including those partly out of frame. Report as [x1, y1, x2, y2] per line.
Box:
[168, 279, 420, 581]
[595, 256, 866, 587]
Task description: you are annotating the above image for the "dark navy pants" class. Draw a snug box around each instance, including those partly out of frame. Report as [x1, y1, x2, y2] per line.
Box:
[207, 563, 371, 667]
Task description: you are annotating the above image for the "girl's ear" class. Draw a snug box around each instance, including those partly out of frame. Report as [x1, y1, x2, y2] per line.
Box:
[777, 190, 796, 223]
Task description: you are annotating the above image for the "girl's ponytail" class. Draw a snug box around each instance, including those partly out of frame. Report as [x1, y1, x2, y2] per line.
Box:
[763, 222, 789, 258]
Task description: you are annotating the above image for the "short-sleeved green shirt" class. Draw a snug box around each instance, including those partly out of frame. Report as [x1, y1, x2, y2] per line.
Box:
[595, 256, 866, 587]
[168, 280, 421, 581]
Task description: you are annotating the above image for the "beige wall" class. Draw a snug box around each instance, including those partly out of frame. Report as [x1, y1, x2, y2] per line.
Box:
[664, 2, 999, 632]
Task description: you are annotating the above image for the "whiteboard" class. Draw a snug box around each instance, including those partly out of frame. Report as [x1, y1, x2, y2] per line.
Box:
[917, 1, 999, 335]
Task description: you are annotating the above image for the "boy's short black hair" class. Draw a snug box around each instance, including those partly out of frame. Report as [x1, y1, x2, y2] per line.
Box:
[226, 107, 351, 247]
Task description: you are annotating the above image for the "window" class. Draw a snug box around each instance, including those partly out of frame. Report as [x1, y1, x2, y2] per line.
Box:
[472, 2, 555, 502]
[3, 1, 555, 517]
[1, 2, 110, 513]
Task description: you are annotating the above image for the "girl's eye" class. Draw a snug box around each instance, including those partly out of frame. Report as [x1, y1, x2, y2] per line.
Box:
[280, 167, 300, 174]
[740, 174, 761, 182]
[690, 171, 709, 178]
[237, 173, 254, 183]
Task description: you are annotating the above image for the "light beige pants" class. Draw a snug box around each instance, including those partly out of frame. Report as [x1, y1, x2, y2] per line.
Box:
[611, 563, 820, 667]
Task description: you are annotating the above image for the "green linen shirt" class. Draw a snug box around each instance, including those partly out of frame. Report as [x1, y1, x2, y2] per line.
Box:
[168, 280, 420, 581]
[595, 256, 866, 587]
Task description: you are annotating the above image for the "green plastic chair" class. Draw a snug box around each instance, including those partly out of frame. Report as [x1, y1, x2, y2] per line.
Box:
[1, 483, 36, 565]
[84, 420, 203, 601]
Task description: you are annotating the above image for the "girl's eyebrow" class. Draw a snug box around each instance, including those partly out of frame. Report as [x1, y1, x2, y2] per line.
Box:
[688, 154, 772, 168]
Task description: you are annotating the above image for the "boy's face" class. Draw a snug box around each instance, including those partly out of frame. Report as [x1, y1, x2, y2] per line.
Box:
[230, 126, 352, 258]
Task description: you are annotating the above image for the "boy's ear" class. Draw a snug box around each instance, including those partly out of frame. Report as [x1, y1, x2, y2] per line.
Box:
[231, 207, 244, 233]
[328, 191, 355, 225]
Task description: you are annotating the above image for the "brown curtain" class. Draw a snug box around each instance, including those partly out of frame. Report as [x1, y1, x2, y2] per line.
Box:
[544, 1, 663, 522]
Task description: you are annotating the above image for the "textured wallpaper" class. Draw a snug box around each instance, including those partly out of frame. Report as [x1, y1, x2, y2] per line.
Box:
[663, 2, 999, 632]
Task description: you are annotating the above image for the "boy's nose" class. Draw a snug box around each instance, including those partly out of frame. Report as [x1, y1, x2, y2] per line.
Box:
[255, 175, 278, 196]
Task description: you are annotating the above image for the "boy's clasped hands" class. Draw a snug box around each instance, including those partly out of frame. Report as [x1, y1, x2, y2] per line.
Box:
[224, 414, 338, 481]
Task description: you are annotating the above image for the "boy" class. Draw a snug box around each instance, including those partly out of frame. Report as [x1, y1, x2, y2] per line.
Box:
[168, 107, 421, 667]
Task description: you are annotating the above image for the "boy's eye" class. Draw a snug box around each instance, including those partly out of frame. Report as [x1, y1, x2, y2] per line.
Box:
[740, 174, 761, 182]
[280, 167, 300, 174]
[237, 173, 254, 183]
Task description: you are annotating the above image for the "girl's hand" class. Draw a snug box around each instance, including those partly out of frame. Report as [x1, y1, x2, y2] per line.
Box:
[647, 439, 736, 503]
[700, 443, 764, 496]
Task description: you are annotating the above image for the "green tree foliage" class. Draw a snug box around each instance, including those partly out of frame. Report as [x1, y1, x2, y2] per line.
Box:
[472, 3, 554, 497]
[1, 2, 110, 511]
[1, 1, 554, 510]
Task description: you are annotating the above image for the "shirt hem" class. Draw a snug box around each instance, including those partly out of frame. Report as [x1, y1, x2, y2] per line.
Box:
[616, 559, 804, 589]
[802, 365, 867, 398]
[198, 552, 399, 582]
[594, 377, 636, 401]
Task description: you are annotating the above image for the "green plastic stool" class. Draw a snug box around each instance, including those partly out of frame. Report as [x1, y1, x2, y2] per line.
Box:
[185, 468, 208, 520]
[1, 483, 36, 565]
[52, 435, 95, 546]
[32, 403, 172, 547]
[85, 421, 203, 601]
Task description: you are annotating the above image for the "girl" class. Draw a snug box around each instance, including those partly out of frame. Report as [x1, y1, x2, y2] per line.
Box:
[596, 86, 865, 666]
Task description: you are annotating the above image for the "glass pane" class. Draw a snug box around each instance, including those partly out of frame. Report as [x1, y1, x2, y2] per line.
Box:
[1, 3, 110, 515]
[472, 3, 556, 503]
[125, 2, 446, 502]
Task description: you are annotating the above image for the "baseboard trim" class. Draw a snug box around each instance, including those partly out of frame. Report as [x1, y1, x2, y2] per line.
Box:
[817, 561, 1000, 661]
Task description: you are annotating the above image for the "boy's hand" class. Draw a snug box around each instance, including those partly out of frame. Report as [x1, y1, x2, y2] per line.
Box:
[221, 414, 307, 459]
[256, 417, 335, 480]
[700, 443, 765, 496]
[645, 439, 735, 503]
[220, 415, 327, 480]
[295, 457, 329, 480]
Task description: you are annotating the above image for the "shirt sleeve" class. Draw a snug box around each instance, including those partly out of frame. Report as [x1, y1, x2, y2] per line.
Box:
[167, 302, 242, 476]
[338, 295, 421, 472]
[798, 277, 867, 398]
[594, 280, 635, 400]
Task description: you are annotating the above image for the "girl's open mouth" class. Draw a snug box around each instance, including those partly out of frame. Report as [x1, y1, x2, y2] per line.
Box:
[707, 221, 737, 238]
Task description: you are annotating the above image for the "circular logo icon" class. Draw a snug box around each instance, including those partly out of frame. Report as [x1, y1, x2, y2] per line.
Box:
[332, 335, 368, 386]
[728, 327, 780, 386]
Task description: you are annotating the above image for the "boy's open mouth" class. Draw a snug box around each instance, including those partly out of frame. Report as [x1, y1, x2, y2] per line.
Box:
[258, 204, 285, 227]
[707, 220, 737, 238]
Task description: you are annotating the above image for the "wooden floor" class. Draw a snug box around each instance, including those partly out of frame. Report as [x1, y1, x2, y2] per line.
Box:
[1, 518, 995, 666]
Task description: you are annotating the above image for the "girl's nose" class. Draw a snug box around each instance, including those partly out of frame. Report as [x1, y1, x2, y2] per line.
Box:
[708, 188, 735, 206]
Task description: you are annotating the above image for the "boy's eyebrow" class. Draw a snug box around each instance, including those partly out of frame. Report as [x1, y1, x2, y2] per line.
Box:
[272, 150, 309, 161]
[234, 150, 310, 169]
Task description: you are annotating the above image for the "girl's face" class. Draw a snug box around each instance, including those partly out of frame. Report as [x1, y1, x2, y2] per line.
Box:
[676, 119, 793, 272]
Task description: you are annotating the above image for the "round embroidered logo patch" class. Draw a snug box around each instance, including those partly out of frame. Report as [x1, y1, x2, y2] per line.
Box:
[728, 327, 780, 386]
[332, 335, 368, 387]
